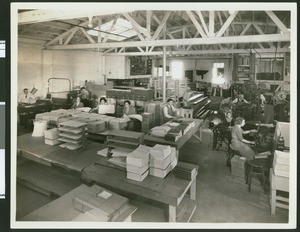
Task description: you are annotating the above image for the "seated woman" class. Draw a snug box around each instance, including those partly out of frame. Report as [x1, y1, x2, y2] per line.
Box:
[70, 96, 84, 109]
[230, 117, 257, 160]
[122, 100, 141, 132]
[89, 97, 108, 113]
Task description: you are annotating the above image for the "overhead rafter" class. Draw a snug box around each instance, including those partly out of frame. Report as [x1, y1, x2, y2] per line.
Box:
[64, 27, 79, 45]
[186, 11, 207, 38]
[252, 23, 275, 48]
[79, 27, 95, 43]
[196, 11, 209, 36]
[122, 13, 151, 39]
[151, 12, 171, 40]
[209, 11, 215, 37]
[240, 23, 252, 36]
[216, 11, 238, 37]
[46, 33, 290, 50]
[265, 11, 290, 33]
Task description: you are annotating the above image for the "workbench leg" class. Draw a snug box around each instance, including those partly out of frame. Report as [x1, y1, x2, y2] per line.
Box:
[190, 178, 196, 200]
[169, 205, 177, 222]
[270, 189, 276, 214]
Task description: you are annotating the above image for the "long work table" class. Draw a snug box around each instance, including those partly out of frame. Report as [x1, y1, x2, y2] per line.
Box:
[17, 129, 199, 222]
[144, 118, 203, 149]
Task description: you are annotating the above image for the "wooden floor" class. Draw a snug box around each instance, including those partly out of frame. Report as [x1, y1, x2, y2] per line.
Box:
[15, 125, 289, 225]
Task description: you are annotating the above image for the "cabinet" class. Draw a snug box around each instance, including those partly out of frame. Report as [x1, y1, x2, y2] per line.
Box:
[107, 130, 144, 154]
[233, 53, 256, 83]
[58, 120, 87, 150]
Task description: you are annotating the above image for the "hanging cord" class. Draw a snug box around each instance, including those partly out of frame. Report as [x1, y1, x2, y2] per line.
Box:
[272, 43, 278, 94]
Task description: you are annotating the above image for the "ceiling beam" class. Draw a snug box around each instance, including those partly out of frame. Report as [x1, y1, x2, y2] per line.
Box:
[102, 47, 290, 56]
[79, 27, 95, 44]
[265, 11, 290, 33]
[186, 11, 207, 38]
[240, 23, 251, 36]
[216, 11, 238, 37]
[18, 9, 130, 25]
[252, 23, 275, 48]
[122, 13, 150, 39]
[102, 16, 119, 43]
[209, 11, 215, 37]
[19, 27, 61, 36]
[196, 11, 209, 36]
[146, 11, 152, 36]
[46, 33, 290, 50]
[151, 12, 171, 40]
[64, 27, 78, 45]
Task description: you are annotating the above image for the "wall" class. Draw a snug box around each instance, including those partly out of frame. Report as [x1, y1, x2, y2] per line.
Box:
[157, 57, 234, 84]
[18, 42, 105, 98]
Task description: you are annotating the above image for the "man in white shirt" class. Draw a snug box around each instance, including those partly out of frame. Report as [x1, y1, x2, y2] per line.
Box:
[18, 88, 36, 104]
[162, 99, 180, 123]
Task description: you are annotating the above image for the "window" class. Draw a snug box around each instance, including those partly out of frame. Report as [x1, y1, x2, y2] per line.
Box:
[171, 61, 183, 79]
[212, 62, 224, 84]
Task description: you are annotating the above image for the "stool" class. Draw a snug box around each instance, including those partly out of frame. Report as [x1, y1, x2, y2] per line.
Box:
[246, 158, 269, 194]
[227, 144, 241, 167]
[180, 108, 193, 118]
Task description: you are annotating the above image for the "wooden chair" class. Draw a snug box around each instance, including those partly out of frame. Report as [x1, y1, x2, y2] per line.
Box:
[246, 158, 269, 194]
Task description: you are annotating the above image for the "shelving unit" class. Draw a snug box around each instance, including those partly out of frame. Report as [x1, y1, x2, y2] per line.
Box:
[107, 130, 144, 155]
[234, 53, 256, 83]
[58, 120, 87, 151]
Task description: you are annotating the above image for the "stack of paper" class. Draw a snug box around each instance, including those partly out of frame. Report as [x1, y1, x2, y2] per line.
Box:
[109, 118, 129, 130]
[72, 185, 130, 222]
[44, 128, 60, 146]
[87, 120, 107, 133]
[231, 155, 246, 180]
[126, 145, 150, 182]
[273, 150, 290, 177]
[149, 145, 177, 178]
[173, 161, 197, 180]
[164, 127, 183, 142]
[149, 126, 171, 138]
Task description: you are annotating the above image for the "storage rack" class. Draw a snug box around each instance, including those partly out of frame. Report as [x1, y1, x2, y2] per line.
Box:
[58, 120, 87, 151]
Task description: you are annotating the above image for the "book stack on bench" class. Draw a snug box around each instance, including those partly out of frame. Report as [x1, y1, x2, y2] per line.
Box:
[126, 145, 150, 182]
[149, 144, 177, 178]
[109, 118, 129, 130]
[87, 120, 107, 133]
[72, 185, 130, 222]
[273, 150, 289, 178]
[173, 161, 197, 180]
[44, 128, 60, 146]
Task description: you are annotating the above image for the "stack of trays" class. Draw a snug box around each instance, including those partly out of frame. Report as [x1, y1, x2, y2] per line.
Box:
[231, 155, 246, 180]
[126, 145, 150, 182]
[173, 161, 197, 180]
[149, 144, 177, 178]
[44, 128, 60, 146]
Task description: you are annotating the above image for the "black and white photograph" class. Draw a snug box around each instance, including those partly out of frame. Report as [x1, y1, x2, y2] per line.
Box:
[10, 2, 296, 230]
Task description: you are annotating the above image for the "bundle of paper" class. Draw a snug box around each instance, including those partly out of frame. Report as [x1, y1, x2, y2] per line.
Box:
[109, 118, 129, 130]
[141, 112, 155, 133]
[173, 161, 197, 180]
[87, 120, 107, 133]
[111, 147, 134, 157]
[164, 126, 183, 142]
[73, 185, 129, 222]
[273, 150, 290, 177]
[149, 126, 171, 138]
[44, 128, 61, 146]
[126, 145, 150, 182]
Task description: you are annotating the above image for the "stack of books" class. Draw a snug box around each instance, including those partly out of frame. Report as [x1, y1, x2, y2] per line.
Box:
[44, 128, 60, 146]
[109, 118, 129, 130]
[273, 150, 289, 177]
[149, 144, 177, 178]
[164, 127, 182, 142]
[72, 185, 130, 222]
[126, 145, 150, 182]
[231, 155, 247, 181]
[173, 161, 197, 180]
[141, 112, 155, 133]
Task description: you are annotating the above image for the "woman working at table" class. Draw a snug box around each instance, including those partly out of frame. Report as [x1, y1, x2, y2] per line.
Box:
[231, 117, 257, 160]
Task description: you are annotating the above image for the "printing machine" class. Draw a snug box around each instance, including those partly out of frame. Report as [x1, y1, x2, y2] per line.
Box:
[184, 92, 212, 119]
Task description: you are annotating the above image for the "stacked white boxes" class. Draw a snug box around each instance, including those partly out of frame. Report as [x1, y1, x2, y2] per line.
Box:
[273, 150, 289, 178]
[126, 145, 150, 182]
[149, 144, 177, 178]
[44, 128, 60, 146]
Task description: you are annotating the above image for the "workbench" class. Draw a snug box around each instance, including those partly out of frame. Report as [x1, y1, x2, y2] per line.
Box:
[17, 133, 199, 222]
[21, 184, 137, 222]
[144, 118, 203, 149]
[82, 159, 198, 222]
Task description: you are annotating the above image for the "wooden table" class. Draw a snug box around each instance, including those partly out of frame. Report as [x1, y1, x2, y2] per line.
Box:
[21, 184, 137, 222]
[144, 118, 203, 149]
[82, 159, 199, 222]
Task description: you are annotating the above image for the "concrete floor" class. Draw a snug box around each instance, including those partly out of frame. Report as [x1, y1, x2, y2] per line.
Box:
[16, 122, 288, 225]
